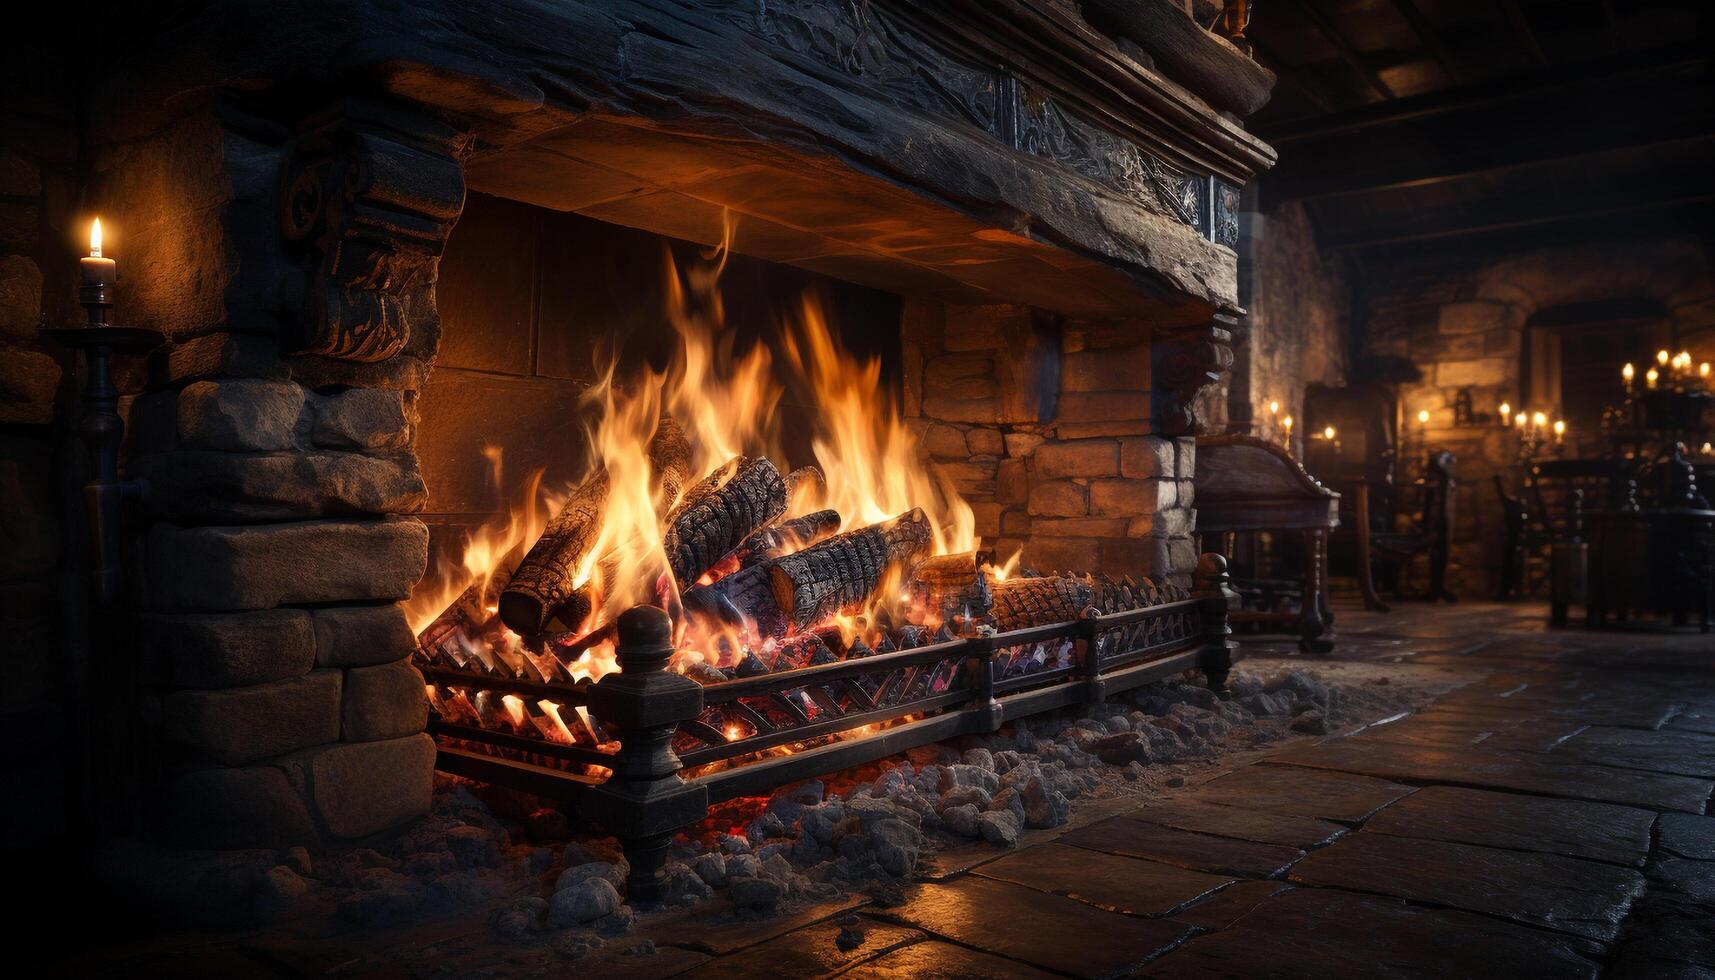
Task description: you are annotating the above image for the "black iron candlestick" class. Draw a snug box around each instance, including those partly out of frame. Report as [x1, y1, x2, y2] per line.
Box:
[42, 267, 161, 606]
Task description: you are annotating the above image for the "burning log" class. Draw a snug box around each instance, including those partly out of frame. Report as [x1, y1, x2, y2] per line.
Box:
[989, 575, 1096, 631]
[663, 456, 789, 588]
[499, 419, 689, 636]
[910, 550, 995, 622]
[737, 509, 841, 567]
[783, 465, 824, 502]
[682, 563, 790, 638]
[766, 508, 933, 630]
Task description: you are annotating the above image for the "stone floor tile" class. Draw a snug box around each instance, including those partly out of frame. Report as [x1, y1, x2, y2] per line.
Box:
[1288, 831, 1646, 939]
[877, 876, 1192, 978]
[653, 896, 867, 955]
[1668, 709, 1715, 735]
[1603, 953, 1715, 979]
[675, 918, 924, 978]
[1549, 726, 1715, 778]
[1126, 800, 1349, 849]
[1166, 879, 1293, 931]
[974, 843, 1234, 916]
[838, 939, 1063, 979]
[1057, 815, 1304, 877]
[1141, 887, 1600, 979]
[1648, 857, 1715, 904]
[1659, 813, 1715, 861]
[1362, 785, 1655, 866]
[1188, 760, 1416, 823]
[1267, 739, 1714, 812]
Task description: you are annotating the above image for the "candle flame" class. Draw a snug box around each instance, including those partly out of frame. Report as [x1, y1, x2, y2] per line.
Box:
[89, 218, 102, 258]
[1553, 419, 1565, 435]
[1498, 401, 1510, 418]
[1621, 364, 1634, 383]
[1322, 425, 1336, 440]
[1531, 411, 1546, 427]
[1657, 350, 1671, 366]
[1417, 409, 1430, 424]
[1281, 415, 1293, 430]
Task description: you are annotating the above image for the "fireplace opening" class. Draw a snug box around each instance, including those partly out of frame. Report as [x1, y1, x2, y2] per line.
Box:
[402, 191, 1230, 894]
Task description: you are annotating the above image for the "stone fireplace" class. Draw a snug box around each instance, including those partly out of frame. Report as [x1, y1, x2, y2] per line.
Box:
[6, 0, 1274, 864]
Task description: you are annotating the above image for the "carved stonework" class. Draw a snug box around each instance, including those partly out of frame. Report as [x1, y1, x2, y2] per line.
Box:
[278, 101, 468, 362]
[1153, 310, 1238, 437]
[723, 0, 1235, 246]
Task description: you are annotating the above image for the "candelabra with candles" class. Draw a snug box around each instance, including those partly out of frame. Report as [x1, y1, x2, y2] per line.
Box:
[1615, 349, 1713, 439]
[41, 218, 163, 605]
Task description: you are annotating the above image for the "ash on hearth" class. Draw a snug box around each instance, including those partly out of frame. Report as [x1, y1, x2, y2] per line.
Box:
[189, 664, 1424, 936]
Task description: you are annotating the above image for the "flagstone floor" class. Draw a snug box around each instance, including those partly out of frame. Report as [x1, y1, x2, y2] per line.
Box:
[65, 602, 1715, 978]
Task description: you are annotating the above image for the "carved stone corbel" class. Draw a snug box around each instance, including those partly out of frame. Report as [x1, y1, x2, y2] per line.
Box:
[1152, 309, 1238, 437]
[278, 100, 468, 362]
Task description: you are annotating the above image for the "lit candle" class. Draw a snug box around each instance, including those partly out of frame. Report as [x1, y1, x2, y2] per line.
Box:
[1553, 419, 1565, 444]
[1417, 409, 1430, 425]
[1268, 400, 1279, 416]
[1498, 401, 1511, 420]
[79, 218, 117, 322]
[1657, 349, 1671, 367]
[1531, 411, 1546, 429]
[1620, 364, 1634, 390]
[1323, 425, 1336, 440]
[1515, 412, 1527, 427]
[1647, 366, 1659, 389]
[1678, 351, 1692, 374]
[1701, 362, 1711, 380]
[1282, 414, 1293, 438]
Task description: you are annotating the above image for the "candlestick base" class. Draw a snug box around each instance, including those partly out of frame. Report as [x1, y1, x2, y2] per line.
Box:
[41, 326, 164, 354]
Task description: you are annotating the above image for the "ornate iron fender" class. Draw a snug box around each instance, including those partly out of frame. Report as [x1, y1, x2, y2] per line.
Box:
[277, 100, 468, 362]
[1153, 309, 1239, 437]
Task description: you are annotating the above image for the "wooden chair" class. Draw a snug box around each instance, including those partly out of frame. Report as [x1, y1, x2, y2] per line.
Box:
[1326, 451, 1456, 610]
[1496, 459, 1629, 618]
[1194, 434, 1341, 652]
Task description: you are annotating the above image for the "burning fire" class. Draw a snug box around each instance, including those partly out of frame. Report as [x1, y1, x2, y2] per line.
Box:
[407, 215, 978, 684]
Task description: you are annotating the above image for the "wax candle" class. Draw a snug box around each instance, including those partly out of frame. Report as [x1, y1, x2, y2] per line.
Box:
[79, 218, 116, 322]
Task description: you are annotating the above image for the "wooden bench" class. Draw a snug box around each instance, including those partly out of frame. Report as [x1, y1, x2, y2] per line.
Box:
[1194, 434, 1341, 652]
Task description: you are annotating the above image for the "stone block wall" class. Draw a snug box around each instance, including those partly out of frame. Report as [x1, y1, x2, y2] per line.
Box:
[902, 301, 1199, 586]
[1229, 201, 1351, 445]
[77, 104, 449, 848]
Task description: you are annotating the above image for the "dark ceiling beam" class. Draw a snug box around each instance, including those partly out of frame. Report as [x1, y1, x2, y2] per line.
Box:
[1256, 42, 1706, 143]
[1283, 0, 1396, 101]
[1322, 192, 1715, 251]
[1248, 36, 1336, 114]
[1269, 127, 1715, 204]
[1388, 0, 1462, 83]
[1501, 0, 1550, 67]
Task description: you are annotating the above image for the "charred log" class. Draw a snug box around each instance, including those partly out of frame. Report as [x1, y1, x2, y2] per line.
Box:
[910, 550, 994, 621]
[990, 575, 1096, 631]
[499, 419, 687, 636]
[737, 509, 841, 567]
[766, 508, 933, 630]
[663, 456, 789, 587]
[682, 563, 791, 639]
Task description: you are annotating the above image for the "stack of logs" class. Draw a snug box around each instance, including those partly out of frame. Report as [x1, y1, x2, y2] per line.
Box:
[420, 416, 1153, 687]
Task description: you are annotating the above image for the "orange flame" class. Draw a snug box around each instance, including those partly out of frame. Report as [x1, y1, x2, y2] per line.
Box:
[410, 210, 978, 677]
